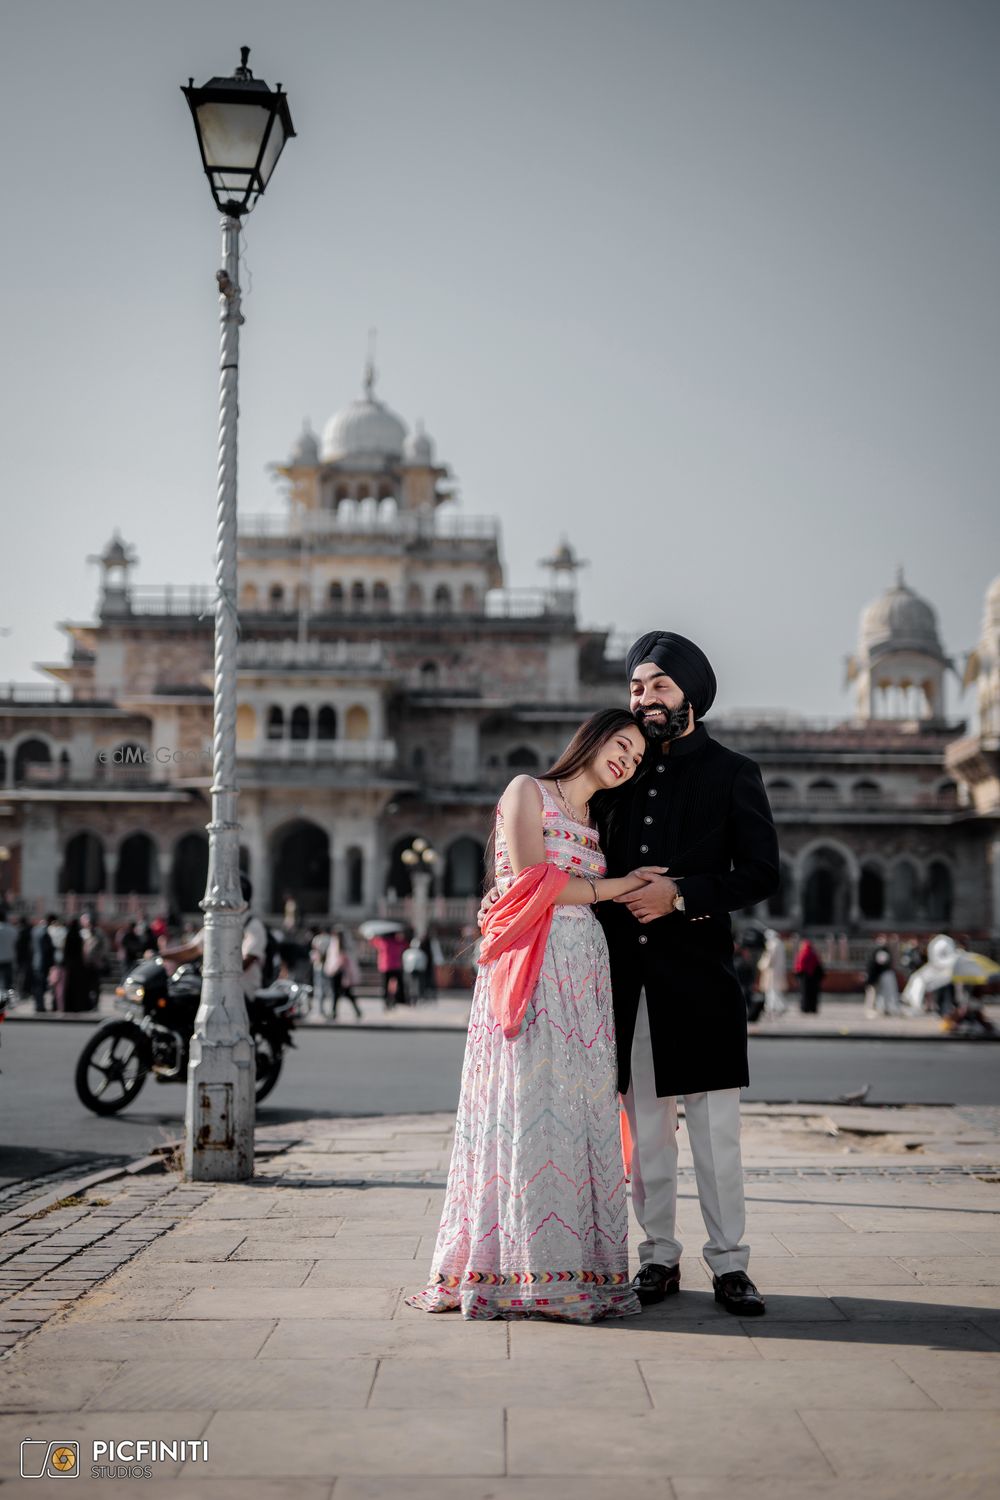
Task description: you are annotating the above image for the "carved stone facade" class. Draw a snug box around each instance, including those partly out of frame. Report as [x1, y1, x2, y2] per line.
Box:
[0, 370, 997, 940]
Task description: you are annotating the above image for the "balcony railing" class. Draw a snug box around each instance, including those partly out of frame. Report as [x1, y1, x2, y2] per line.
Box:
[238, 640, 387, 670]
[239, 511, 500, 541]
[484, 588, 574, 620]
[244, 739, 397, 767]
[0, 683, 71, 704]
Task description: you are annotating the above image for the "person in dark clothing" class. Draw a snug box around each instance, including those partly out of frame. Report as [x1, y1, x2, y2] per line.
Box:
[595, 631, 779, 1317]
[15, 917, 33, 999]
[56, 918, 90, 1012]
[30, 915, 55, 1012]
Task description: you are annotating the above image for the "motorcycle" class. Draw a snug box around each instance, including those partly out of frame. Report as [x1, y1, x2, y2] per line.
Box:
[74, 956, 309, 1115]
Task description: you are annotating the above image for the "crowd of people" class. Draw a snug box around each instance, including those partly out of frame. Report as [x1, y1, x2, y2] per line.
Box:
[0, 901, 445, 1020]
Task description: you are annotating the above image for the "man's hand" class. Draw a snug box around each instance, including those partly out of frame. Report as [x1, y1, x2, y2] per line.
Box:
[477, 885, 500, 932]
[614, 875, 679, 924]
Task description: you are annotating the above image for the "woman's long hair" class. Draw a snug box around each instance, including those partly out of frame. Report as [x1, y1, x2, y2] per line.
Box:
[483, 708, 642, 889]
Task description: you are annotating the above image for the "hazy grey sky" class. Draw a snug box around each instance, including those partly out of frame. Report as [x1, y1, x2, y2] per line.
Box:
[2, 0, 997, 716]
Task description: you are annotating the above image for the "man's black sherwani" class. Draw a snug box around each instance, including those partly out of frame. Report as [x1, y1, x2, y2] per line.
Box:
[596, 722, 779, 1098]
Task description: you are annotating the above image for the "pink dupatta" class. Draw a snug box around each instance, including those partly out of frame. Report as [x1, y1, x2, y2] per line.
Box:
[477, 861, 571, 1038]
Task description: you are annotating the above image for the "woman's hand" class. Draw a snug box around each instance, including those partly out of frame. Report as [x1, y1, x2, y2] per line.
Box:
[631, 866, 668, 882]
[477, 885, 501, 931]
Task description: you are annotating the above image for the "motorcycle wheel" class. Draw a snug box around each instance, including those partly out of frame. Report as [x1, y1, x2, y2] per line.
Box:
[253, 1029, 283, 1104]
[75, 1020, 149, 1115]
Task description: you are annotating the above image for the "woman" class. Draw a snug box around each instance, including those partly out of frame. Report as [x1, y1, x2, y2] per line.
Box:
[793, 937, 825, 1014]
[406, 708, 658, 1323]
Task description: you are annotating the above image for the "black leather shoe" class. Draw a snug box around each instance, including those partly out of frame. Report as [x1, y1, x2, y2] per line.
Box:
[632, 1263, 681, 1305]
[713, 1270, 765, 1316]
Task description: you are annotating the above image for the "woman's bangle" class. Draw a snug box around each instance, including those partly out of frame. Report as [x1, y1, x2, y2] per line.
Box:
[586, 878, 600, 905]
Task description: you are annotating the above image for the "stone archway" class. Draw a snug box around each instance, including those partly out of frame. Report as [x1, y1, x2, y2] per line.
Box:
[801, 846, 852, 927]
[116, 832, 159, 895]
[60, 832, 106, 895]
[270, 820, 331, 917]
[444, 836, 485, 898]
[172, 832, 209, 914]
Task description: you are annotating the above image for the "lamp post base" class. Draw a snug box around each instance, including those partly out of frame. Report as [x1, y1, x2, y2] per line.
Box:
[184, 1031, 256, 1182]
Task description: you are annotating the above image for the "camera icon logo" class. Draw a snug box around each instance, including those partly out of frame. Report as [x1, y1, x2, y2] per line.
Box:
[20, 1440, 80, 1478]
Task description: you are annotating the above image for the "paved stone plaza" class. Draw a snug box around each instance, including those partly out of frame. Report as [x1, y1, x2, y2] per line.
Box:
[2, 1104, 1000, 1497]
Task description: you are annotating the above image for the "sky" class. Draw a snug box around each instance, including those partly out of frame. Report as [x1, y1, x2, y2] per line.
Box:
[1, 0, 998, 717]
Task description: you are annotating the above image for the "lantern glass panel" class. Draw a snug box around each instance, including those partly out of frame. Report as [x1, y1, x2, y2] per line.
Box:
[195, 101, 273, 171]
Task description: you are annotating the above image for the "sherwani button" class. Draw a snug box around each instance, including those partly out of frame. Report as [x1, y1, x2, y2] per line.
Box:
[640, 844, 648, 853]
[638, 935, 648, 944]
[644, 816, 653, 824]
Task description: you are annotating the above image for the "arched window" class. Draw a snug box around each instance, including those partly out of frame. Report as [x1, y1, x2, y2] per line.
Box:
[172, 831, 209, 913]
[13, 737, 51, 785]
[925, 861, 953, 923]
[767, 859, 794, 918]
[116, 832, 159, 895]
[345, 846, 364, 906]
[350, 580, 366, 613]
[852, 779, 882, 803]
[859, 863, 885, 920]
[407, 582, 424, 613]
[372, 581, 390, 612]
[445, 837, 486, 898]
[801, 846, 851, 927]
[270, 819, 331, 916]
[60, 832, 106, 894]
[936, 780, 959, 806]
[507, 746, 540, 768]
[328, 581, 344, 613]
[236, 704, 257, 743]
[290, 705, 310, 741]
[267, 705, 285, 741]
[807, 779, 837, 797]
[419, 661, 438, 686]
[316, 705, 337, 741]
[345, 705, 370, 740]
[889, 859, 919, 922]
[766, 779, 794, 804]
[433, 583, 453, 615]
[269, 584, 285, 612]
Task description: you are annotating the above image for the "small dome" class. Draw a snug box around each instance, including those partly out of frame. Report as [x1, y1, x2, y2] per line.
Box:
[290, 422, 319, 466]
[321, 364, 406, 465]
[860, 570, 945, 659]
[403, 422, 435, 465]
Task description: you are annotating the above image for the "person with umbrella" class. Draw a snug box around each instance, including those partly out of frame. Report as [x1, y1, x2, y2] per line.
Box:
[359, 921, 408, 1009]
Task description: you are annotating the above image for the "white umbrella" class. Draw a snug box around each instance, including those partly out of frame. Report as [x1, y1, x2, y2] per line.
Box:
[359, 920, 407, 941]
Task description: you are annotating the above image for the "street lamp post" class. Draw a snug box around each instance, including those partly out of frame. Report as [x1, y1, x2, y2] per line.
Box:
[401, 838, 439, 938]
[180, 48, 295, 1181]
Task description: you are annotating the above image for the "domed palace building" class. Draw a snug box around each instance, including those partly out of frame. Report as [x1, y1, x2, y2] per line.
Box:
[0, 369, 998, 951]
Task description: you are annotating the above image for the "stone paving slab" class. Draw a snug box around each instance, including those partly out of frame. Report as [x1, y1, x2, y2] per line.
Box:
[2, 1103, 1000, 1494]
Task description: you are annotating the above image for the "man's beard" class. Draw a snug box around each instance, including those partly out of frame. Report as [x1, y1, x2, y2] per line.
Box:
[637, 699, 691, 743]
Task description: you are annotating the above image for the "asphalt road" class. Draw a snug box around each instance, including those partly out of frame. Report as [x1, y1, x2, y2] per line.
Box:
[2, 1021, 998, 1191]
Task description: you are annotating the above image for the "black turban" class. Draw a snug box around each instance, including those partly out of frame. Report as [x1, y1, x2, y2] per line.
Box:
[625, 631, 718, 719]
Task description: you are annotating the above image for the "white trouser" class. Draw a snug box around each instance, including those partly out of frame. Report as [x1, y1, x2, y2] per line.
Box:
[622, 989, 749, 1277]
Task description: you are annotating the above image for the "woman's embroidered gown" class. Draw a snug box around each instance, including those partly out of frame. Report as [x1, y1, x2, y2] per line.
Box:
[406, 780, 641, 1322]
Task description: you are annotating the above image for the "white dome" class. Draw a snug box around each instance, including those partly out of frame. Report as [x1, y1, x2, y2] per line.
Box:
[860, 571, 945, 659]
[289, 423, 319, 466]
[320, 366, 407, 465]
[403, 423, 434, 465]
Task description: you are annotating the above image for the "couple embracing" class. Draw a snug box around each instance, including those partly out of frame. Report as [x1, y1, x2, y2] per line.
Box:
[406, 631, 780, 1323]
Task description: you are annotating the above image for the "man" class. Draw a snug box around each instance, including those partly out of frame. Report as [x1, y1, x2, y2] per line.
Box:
[596, 631, 779, 1316]
[160, 875, 268, 1001]
[30, 914, 56, 1012]
[0, 910, 16, 997]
